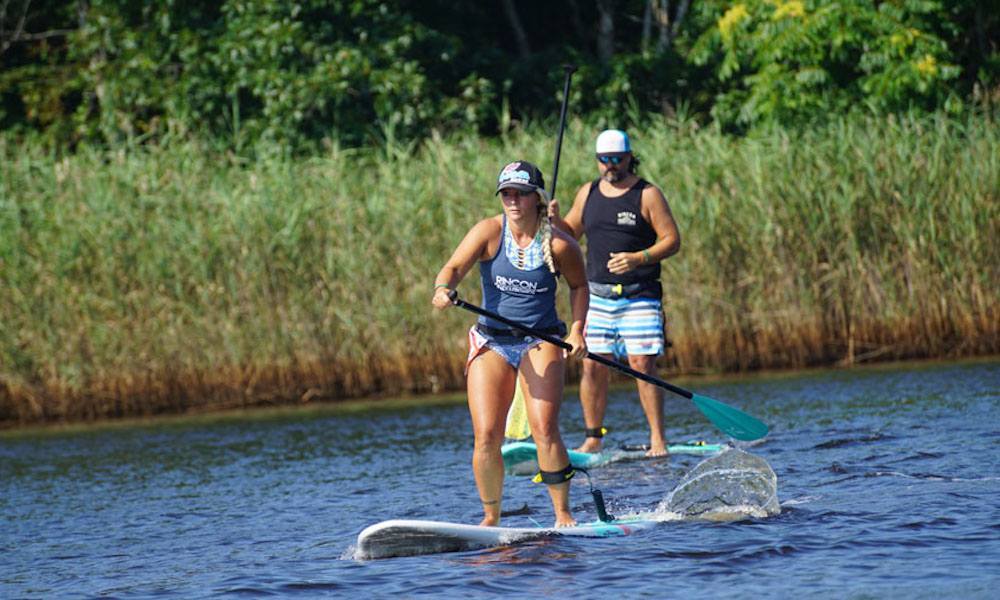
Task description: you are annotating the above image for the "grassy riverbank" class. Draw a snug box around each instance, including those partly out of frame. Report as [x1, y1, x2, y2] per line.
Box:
[2, 112, 998, 426]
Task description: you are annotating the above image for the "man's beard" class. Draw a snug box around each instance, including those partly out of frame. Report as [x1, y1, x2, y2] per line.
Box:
[602, 169, 624, 183]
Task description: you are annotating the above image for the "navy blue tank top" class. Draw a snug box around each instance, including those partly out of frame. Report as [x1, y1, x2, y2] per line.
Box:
[582, 178, 661, 285]
[478, 216, 562, 330]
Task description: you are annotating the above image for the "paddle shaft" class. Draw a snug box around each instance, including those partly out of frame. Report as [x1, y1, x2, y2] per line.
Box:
[449, 292, 693, 400]
[549, 64, 577, 200]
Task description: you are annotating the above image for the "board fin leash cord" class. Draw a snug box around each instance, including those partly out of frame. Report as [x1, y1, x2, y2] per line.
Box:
[533, 465, 615, 523]
[577, 467, 615, 523]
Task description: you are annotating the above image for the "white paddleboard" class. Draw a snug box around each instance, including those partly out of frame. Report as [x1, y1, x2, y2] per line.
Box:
[356, 517, 661, 559]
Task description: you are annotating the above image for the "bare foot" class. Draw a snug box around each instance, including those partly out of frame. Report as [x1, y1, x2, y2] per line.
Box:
[553, 511, 577, 528]
[575, 439, 603, 454]
[646, 440, 669, 457]
[479, 516, 500, 527]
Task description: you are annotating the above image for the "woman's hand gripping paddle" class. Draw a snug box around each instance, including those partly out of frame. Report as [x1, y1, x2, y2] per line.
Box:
[451, 291, 769, 442]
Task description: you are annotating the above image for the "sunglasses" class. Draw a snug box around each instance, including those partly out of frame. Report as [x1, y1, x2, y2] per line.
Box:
[598, 156, 625, 164]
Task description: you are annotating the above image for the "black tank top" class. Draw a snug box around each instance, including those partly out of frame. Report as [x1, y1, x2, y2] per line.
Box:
[582, 178, 661, 286]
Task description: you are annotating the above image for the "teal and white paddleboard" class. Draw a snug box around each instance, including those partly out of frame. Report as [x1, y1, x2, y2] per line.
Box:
[356, 516, 661, 559]
[502, 440, 728, 475]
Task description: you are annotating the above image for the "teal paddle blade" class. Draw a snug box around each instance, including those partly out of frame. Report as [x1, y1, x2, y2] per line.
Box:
[691, 394, 769, 441]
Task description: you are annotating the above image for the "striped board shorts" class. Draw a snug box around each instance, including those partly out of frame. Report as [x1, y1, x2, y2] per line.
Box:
[584, 296, 663, 359]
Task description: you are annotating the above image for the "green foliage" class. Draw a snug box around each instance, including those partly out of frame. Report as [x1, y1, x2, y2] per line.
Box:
[203, 0, 461, 150]
[2, 0, 481, 151]
[64, 1, 219, 143]
[690, 0, 963, 127]
[1, 1, 996, 151]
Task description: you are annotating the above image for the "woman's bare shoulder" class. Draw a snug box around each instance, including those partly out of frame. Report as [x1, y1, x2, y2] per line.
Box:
[468, 214, 503, 237]
[550, 225, 583, 256]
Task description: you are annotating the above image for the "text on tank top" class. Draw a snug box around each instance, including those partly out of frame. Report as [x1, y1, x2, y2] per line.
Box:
[582, 178, 661, 285]
[478, 215, 562, 330]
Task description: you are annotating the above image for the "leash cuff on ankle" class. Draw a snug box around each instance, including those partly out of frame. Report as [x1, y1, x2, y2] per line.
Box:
[585, 427, 608, 439]
[532, 463, 576, 485]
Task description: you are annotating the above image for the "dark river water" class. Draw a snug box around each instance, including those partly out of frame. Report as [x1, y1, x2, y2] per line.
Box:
[2, 359, 998, 599]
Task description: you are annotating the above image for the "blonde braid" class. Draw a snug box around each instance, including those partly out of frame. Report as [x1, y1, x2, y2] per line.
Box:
[538, 202, 557, 274]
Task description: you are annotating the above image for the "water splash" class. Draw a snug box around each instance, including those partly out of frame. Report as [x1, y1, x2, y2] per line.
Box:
[658, 448, 780, 520]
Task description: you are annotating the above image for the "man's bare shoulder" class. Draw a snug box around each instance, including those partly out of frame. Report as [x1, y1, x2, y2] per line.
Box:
[640, 181, 668, 203]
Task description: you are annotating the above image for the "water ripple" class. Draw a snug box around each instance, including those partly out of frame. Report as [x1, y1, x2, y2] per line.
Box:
[2, 360, 999, 599]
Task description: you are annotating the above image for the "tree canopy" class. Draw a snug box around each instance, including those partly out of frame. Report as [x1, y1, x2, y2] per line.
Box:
[1, 0, 997, 152]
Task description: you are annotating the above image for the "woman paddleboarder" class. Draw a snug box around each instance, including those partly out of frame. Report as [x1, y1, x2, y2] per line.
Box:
[432, 160, 589, 528]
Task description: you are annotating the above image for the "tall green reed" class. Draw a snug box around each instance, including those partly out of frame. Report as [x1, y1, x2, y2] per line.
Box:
[1, 111, 997, 423]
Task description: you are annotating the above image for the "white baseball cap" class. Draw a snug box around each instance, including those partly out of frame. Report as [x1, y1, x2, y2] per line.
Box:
[595, 129, 631, 156]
